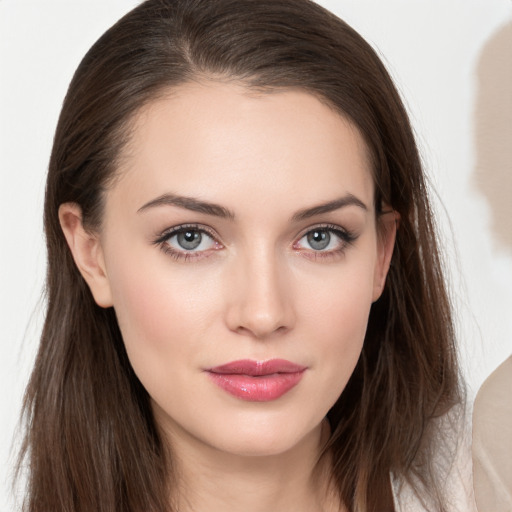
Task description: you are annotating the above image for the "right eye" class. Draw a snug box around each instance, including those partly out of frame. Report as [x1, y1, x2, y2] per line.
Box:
[154, 224, 222, 260]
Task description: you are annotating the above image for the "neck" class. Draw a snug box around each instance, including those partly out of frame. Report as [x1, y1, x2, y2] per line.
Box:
[162, 419, 343, 512]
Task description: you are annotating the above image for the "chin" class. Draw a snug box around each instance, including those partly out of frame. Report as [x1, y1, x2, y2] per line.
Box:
[196, 410, 325, 459]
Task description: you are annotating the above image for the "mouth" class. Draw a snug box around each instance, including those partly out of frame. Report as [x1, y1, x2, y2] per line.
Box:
[205, 359, 307, 402]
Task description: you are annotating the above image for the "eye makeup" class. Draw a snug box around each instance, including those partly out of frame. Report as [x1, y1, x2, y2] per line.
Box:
[152, 223, 223, 262]
[151, 221, 358, 263]
[292, 223, 357, 261]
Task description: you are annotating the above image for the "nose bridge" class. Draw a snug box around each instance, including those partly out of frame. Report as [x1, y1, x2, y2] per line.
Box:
[225, 241, 294, 338]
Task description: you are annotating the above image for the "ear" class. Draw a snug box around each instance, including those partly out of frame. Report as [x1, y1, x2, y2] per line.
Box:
[372, 210, 399, 302]
[58, 203, 113, 308]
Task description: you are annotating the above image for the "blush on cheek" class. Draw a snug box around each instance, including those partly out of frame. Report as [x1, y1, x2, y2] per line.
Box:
[308, 281, 372, 393]
[110, 271, 177, 363]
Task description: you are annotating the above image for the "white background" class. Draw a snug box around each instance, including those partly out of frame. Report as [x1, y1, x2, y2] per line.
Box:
[1, 1, 511, 509]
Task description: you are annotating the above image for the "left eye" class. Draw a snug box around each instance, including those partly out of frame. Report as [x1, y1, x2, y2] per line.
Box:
[164, 228, 217, 252]
[295, 227, 349, 252]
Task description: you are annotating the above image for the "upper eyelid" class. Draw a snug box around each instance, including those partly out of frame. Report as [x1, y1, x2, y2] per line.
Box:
[295, 223, 351, 238]
[160, 223, 216, 236]
[153, 223, 220, 245]
[293, 224, 357, 252]
[153, 222, 353, 247]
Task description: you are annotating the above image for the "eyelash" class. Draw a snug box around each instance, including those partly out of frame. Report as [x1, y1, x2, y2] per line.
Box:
[153, 223, 357, 262]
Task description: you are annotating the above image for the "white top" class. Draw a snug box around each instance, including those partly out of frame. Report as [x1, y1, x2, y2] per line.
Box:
[393, 408, 477, 512]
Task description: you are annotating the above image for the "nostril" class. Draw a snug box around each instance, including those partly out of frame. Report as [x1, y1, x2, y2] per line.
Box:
[234, 324, 289, 339]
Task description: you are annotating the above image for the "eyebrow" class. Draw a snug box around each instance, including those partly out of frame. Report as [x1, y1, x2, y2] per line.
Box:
[291, 194, 368, 221]
[137, 193, 235, 219]
[137, 192, 367, 220]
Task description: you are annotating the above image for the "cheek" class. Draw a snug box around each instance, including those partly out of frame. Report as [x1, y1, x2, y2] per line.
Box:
[299, 256, 376, 395]
[318, 301, 369, 380]
[105, 250, 220, 382]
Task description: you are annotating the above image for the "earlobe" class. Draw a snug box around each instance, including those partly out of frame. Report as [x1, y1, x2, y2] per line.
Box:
[372, 210, 399, 302]
[58, 203, 113, 308]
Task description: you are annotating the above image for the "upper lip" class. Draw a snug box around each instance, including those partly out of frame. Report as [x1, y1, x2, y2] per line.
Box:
[207, 359, 307, 376]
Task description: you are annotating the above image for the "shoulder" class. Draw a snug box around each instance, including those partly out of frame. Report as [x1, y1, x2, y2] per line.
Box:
[473, 355, 512, 419]
[472, 355, 512, 512]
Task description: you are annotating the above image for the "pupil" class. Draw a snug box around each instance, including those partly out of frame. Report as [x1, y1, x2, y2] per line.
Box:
[307, 230, 330, 250]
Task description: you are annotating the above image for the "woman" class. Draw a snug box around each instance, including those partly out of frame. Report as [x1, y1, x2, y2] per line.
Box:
[18, 0, 469, 511]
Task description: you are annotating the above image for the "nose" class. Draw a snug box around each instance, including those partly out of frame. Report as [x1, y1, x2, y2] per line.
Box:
[224, 247, 295, 339]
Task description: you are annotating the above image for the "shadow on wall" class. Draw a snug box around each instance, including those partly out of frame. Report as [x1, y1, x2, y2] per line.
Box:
[472, 20, 512, 255]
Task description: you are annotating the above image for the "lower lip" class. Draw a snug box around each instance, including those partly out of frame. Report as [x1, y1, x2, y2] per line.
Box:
[207, 371, 305, 401]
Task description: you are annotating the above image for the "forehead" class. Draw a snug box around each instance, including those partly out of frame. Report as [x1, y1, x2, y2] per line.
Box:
[111, 81, 375, 216]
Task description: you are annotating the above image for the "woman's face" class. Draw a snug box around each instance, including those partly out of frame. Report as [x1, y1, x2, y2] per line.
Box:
[69, 82, 394, 458]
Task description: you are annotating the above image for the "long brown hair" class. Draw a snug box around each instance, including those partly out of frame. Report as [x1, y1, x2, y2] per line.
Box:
[19, 1, 462, 511]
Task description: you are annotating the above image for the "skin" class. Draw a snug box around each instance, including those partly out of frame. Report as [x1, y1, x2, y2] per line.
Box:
[60, 82, 396, 512]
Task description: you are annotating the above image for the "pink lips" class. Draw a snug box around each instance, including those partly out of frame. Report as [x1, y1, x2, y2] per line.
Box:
[206, 359, 307, 402]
